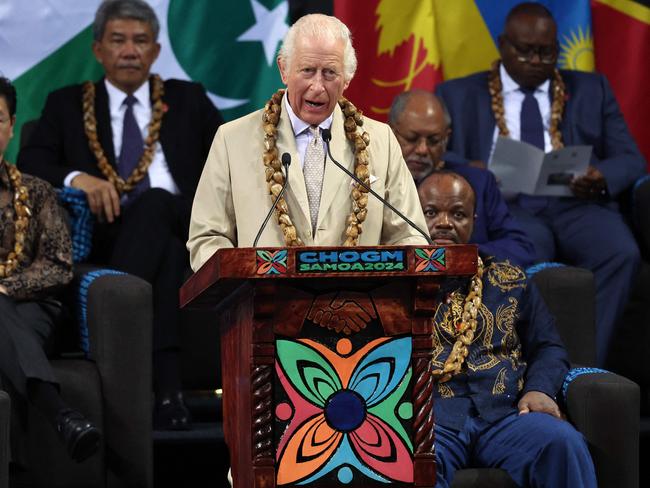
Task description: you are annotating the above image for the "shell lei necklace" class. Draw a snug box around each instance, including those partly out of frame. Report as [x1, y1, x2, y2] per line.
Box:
[261, 88, 370, 247]
[0, 161, 31, 278]
[488, 60, 566, 150]
[432, 256, 485, 383]
[82, 74, 164, 194]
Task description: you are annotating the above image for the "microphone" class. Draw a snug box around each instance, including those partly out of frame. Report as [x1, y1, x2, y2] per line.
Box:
[321, 128, 433, 245]
[253, 152, 292, 247]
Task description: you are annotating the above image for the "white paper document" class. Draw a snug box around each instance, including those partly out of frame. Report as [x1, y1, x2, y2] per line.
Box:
[488, 137, 592, 197]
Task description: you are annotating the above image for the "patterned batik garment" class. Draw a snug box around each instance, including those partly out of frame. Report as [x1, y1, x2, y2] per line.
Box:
[432, 256, 569, 430]
[0, 162, 72, 300]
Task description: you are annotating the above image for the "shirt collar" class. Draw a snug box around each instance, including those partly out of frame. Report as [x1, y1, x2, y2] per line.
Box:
[500, 63, 550, 95]
[283, 93, 333, 135]
[104, 78, 151, 112]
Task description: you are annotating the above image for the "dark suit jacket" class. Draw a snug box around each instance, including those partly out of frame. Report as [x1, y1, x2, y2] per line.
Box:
[445, 160, 535, 267]
[18, 78, 223, 202]
[436, 70, 647, 197]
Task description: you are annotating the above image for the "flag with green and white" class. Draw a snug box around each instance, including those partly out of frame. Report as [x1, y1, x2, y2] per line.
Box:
[0, 0, 289, 162]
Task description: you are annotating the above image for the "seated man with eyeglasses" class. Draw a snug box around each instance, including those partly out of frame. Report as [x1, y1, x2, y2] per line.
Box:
[436, 2, 646, 367]
[389, 90, 535, 267]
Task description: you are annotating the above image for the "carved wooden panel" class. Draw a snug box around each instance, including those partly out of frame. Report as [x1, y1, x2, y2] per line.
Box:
[181, 246, 478, 488]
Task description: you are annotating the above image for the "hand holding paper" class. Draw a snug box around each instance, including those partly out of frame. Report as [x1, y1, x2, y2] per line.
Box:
[488, 137, 592, 197]
[570, 166, 608, 200]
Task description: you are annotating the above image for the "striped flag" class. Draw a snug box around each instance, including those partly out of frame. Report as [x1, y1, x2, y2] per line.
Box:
[0, 0, 290, 162]
[319, 0, 594, 121]
[592, 0, 650, 168]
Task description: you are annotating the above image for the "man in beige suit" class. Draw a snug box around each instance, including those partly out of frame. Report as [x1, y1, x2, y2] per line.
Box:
[188, 14, 428, 270]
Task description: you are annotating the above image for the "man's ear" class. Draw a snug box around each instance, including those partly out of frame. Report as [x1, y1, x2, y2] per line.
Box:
[8, 115, 15, 140]
[92, 41, 103, 64]
[152, 42, 161, 63]
[277, 56, 289, 85]
[497, 34, 506, 51]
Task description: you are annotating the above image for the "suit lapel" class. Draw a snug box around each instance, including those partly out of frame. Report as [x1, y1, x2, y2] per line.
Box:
[276, 98, 312, 242]
[477, 83, 497, 162]
[318, 103, 353, 228]
[95, 80, 116, 167]
[158, 80, 173, 167]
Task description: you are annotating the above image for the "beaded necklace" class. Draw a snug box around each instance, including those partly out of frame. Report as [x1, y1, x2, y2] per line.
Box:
[488, 61, 566, 150]
[261, 89, 371, 246]
[82, 74, 164, 194]
[0, 161, 31, 278]
[432, 257, 485, 383]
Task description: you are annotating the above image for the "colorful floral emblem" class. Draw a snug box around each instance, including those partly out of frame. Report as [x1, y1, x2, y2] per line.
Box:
[414, 247, 446, 272]
[256, 249, 288, 275]
[274, 336, 414, 485]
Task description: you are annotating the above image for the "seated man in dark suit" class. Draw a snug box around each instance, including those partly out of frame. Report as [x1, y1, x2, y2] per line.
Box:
[0, 76, 100, 463]
[436, 2, 646, 367]
[389, 90, 535, 267]
[18, 0, 224, 429]
[418, 170, 596, 487]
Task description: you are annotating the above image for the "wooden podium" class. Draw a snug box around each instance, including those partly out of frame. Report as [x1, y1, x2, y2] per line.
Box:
[181, 245, 477, 488]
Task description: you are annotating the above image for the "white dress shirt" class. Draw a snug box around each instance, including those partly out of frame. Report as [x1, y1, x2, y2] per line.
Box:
[64, 79, 180, 195]
[283, 94, 333, 169]
[489, 64, 552, 164]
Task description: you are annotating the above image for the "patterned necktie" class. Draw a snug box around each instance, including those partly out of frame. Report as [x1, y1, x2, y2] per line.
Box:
[303, 126, 325, 234]
[519, 87, 545, 150]
[119, 95, 150, 199]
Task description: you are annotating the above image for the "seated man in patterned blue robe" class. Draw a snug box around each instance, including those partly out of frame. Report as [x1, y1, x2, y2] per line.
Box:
[418, 170, 596, 488]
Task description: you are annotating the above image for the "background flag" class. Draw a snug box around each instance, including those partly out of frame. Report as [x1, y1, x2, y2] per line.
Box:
[592, 0, 650, 168]
[330, 0, 593, 121]
[300, 0, 649, 166]
[0, 0, 289, 163]
[336, 0, 443, 119]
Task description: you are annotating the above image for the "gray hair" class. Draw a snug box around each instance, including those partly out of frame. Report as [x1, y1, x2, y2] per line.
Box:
[93, 0, 160, 41]
[389, 90, 451, 127]
[278, 14, 357, 82]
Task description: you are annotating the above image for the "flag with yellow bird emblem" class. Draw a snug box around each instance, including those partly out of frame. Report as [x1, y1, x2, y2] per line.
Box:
[295, 1, 594, 122]
[336, 0, 443, 119]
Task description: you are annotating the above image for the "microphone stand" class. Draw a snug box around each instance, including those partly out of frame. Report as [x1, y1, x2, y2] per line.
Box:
[321, 129, 433, 245]
[253, 152, 292, 247]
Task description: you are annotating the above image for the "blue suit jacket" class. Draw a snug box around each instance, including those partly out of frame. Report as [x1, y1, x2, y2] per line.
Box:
[444, 160, 535, 267]
[436, 70, 647, 197]
[433, 256, 569, 429]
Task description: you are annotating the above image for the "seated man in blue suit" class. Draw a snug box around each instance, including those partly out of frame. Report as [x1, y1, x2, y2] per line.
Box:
[436, 2, 646, 366]
[389, 89, 535, 267]
[418, 171, 596, 488]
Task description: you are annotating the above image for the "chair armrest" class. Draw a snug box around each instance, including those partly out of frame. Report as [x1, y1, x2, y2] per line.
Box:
[80, 268, 153, 487]
[0, 390, 9, 488]
[531, 266, 596, 366]
[564, 370, 639, 488]
[633, 175, 650, 255]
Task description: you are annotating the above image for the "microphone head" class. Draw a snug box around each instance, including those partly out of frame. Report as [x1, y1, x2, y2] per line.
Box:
[321, 128, 332, 142]
[281, 152, 291, 166]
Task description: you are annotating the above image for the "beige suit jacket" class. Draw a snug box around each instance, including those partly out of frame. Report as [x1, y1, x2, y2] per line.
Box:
[188, 96, 428, 271]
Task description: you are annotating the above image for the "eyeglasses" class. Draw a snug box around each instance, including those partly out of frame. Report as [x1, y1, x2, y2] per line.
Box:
[503, 36, 558, 64]
[394, 130, 448, 150]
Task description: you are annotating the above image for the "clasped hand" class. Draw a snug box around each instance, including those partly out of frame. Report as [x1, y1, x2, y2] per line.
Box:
[71, 173, 121, 223]
[518, 390, 563, 419]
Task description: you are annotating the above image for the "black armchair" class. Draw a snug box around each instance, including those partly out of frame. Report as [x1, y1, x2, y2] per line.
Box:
[0, 391, 8, 488]
[452, 266, 640, 488]
[1, 267, 153, 488]
[608, 175, 650, 406]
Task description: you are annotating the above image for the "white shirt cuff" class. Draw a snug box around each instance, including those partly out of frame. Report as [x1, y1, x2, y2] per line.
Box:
[63, 171, 83, 187]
